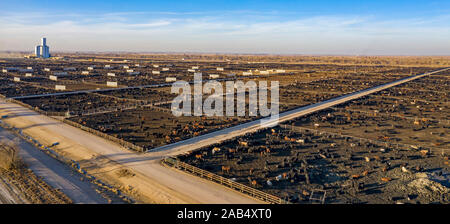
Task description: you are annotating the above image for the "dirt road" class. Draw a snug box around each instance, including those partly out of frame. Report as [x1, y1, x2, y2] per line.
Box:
[0, 68, 446, 204]
[0, 127, 114, 204]
[0, 101, 260, 204]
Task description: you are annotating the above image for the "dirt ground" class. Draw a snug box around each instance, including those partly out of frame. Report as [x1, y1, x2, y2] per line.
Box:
[179, 126, 449, 204]
[1, 56, 448, 204]
[68, 107, 245, 150]
[176, 69, 449, 204]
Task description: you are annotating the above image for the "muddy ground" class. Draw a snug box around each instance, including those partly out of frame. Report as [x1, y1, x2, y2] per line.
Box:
[68, 107, 244, 150]
[177, 70, 449, 204]
[179, 126, 449, 204]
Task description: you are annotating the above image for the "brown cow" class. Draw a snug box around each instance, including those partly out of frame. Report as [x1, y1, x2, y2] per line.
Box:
[222, 166, 231, 173]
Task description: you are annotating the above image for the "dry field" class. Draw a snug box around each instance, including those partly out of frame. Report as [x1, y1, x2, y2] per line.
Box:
[0, 141, 72, 204]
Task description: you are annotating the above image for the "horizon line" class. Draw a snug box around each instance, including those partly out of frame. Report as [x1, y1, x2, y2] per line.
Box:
[2, 50, 450, 57]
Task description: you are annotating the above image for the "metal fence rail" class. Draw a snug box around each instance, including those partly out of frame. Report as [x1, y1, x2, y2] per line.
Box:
[162, 157, 289, 204]
[59, 118, 145, 152]
[6, 98, 66, 116]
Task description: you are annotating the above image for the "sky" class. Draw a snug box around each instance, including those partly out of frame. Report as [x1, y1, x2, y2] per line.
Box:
[0, 0, 449, 55]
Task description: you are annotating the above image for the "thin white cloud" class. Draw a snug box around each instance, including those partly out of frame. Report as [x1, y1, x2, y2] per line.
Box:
[0, 11, 449, 55]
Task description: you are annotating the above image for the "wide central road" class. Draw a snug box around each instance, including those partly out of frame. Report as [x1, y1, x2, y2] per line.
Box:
[0, 68, 447, 204]
[150, 67, 449, 156]
[0, 100, 261, 204]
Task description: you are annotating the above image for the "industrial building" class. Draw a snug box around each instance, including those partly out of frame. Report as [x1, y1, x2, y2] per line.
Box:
[35, 37, 51, 58]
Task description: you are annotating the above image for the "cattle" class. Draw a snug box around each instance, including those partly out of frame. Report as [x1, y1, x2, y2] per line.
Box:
[275, 175, 282, 181]
[221, 166, 231, 173]
[362, 170, 369, 176]
[420, 149, 429, 156]
[239, 141, 248, 147]
[211, 147, 221, 155]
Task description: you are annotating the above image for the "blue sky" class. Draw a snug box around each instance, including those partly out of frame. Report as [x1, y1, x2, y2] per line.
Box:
[1, 0, 449, 55]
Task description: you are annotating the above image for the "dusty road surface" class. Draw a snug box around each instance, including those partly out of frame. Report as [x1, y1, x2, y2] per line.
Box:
[0, 127, 114, 204]
[0, 68, 447, 204]
[0, 101, 261, 204]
